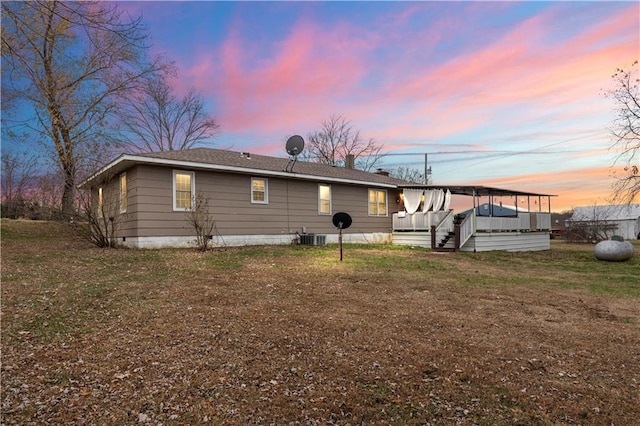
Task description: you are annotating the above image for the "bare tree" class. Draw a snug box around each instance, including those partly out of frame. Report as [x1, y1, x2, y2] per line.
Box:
[1, 1, 169, 214]
[390, 166, 425, 184]
[117, 76, 220, 152]
[186, 191, 216, 251]
[605, 60, 640, 203]
[32, 172, 64, 220]
[565, 204, 618, 243]
[305, 114, 384, 171]
[1, 151, 39, 218]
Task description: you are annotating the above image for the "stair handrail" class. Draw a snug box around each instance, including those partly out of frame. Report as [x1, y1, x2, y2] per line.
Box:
[434, 209, 455, 233]
[458, 211, 476, 248]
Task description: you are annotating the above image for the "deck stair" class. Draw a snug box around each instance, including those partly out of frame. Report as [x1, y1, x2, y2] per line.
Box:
[436, 231, 456, 252]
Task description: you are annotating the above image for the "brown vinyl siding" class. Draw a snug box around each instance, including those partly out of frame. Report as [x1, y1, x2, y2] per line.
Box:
[121, 164, 401, 239]
[91, 170, 137, 239]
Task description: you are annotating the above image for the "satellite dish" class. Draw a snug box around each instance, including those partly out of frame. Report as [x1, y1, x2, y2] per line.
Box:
[332, 212, 352, 230]
[285, 135, 305, 156]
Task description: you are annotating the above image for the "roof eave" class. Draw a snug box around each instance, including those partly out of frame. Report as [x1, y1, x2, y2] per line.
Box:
[78, 154, 400, 189]
[78, 153, 132, 189]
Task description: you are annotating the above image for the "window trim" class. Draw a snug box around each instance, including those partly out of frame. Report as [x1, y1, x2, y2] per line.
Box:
[119, 172, 127, 213]
[173, 170, 195, 211]
[368, 188, 388, 217]
[318, 183, 332, 215]
[251, 177, 268, 204]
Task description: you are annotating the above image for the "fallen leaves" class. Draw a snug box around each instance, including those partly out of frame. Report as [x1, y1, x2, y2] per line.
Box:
[2, 221, 639, 424]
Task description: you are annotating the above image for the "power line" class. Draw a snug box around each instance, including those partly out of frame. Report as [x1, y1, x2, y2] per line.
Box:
[382, 149, 586, 157]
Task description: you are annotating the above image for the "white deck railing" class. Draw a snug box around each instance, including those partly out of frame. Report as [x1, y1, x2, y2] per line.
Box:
[476, 216, 524, 232]
[536, 213, 551, 230]
[392, 210, 449, 231]
[393, 212, 551, 233]
[459, 213, 476, 247]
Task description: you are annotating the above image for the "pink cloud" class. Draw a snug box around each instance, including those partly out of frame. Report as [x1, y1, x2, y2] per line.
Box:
[363, 4, 638, 143]
[178, 17, 371, 136]
[156, 1, 638, 193]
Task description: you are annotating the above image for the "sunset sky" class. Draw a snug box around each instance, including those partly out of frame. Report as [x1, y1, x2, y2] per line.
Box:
[5, 1, 637, 212]
[116, 1, 638, 211]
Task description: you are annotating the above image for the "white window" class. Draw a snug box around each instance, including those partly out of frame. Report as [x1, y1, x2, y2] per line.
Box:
[251, 177, 268, 204]
[368, 189, 388, 216]
[97, 187, 103, 217]
[173, 170, 194, 211]
[119, 172, 127, 213]
[318, 184, 331, 215]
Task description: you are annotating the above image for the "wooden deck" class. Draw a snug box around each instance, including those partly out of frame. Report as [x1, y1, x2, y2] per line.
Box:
[392, 210, 552, 252]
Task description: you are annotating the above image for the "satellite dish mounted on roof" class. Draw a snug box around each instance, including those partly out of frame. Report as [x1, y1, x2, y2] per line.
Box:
[285, 135, 305, 172]
[286, 135, 304, 156]
[332, 212, 352, 261]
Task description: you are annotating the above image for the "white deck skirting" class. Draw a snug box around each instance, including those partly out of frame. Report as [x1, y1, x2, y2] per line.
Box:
[392, 231, 550, 252]
[461, 232, 550, 252]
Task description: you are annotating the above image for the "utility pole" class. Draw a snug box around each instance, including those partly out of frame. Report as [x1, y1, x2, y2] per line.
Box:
[424, 154, 428, 184]
[424, 153, 432, 184]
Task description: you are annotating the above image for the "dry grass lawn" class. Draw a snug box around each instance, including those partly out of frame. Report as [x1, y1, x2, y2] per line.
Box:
[1, 220, 639, 425]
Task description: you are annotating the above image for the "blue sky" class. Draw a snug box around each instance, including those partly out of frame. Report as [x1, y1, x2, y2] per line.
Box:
[5, 1, 639, 210]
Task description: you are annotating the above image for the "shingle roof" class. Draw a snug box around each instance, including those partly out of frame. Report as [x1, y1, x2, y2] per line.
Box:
[82, 147, 409, 188]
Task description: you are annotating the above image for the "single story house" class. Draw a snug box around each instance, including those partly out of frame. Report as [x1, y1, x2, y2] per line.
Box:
[79, 148, 408, 248]
[80, 147, 556, 251]
[566, 204, 640, 240]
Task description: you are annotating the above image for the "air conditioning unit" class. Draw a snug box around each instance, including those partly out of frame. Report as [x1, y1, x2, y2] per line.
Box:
[299, 234, 326, 246]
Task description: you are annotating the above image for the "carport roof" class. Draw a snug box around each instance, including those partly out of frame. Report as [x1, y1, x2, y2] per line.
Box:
[397, 184, 556, 198]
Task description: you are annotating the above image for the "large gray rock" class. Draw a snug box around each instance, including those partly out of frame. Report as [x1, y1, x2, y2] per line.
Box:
[594, 240, 635, 262]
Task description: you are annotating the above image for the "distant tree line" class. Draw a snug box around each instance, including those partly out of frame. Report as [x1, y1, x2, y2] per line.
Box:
[0, 151, 64, 220]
